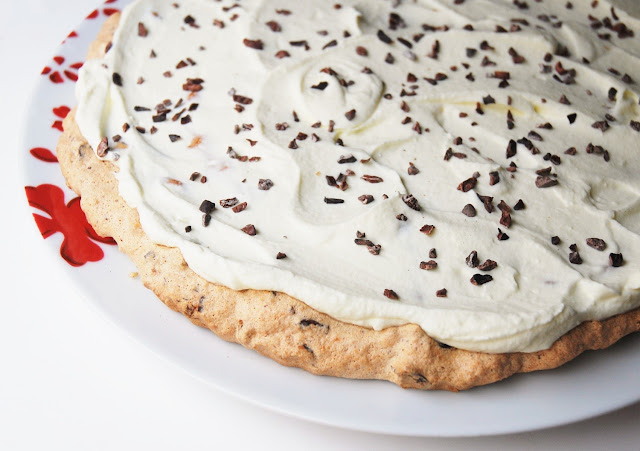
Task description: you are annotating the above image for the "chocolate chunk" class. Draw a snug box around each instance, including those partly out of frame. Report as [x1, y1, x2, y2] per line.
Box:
[183, 78, 204, 92]
[551, 236, 561, 245]
[420, 224, 435, 235]
[324, 197, 344, 204]
[202, 214, 211, 227]
[258, 179, 274, 190]
[356, 46, 368, 56]
[478, 259, 497, 271]
[220, 198, 239, 208]
[476, 194, 494, 213]
[377, 30, 393, 44]
[368, 244, 382, 255]
[592, 120, 610, 132]
[243, 39, 264, 50]
[630, 120, 640, 131]
[483, 95, 495, 105]
[311, 81, 329, 90]
[276, 252, 287, 259]
[500, 210, 512, 228]
[232, 202, 247, 213]
[586, 238, 607, 251]
[96, 137, 109, 157]
[112, 73, 123, 87]
[470, 274, 493, 285]
[355, 239, 374, 246]
[457, 177, 477, 192]
[466, 251, 479, 268]
[199, 200, 215, 214]
[402, 194, 420, 211]
[528, 131, 543, 141]
[396, 214, 408, 221]
[497, 200, 511, 213]
[506, 139, 517, 158]
[536, 176, 558, 188]
[358, 194, 374, 204]
[429, 248, 437, 259]
[407, 162, 420, 175]
[185, 225, 192, 233]
[169, 134, 181, 142]
[497, 228, 509, 240]
[513, 199, 525, 210]
[383, 289, 399, 300]
[241, 224, 257, 235]
[609, 253, 624, 267]
[338, 155, 356, 164]
[345, 109, 356, 121]
[489, 171, 500, 186]
[436, 288, 448, 297]
[420, 260, 438, 270]
[569, 251, 582, 265]
[138, 22, 148, 37]
[361, 175, 383, 183]
[462, 204, 477, 217]
[266, 20, 281, 32]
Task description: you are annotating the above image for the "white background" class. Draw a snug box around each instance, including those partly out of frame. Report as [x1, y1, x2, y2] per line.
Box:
[1, 1, 639, 449]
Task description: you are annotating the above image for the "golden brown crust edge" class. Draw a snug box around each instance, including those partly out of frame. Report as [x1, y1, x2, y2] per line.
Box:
[56, 13, 640, 391]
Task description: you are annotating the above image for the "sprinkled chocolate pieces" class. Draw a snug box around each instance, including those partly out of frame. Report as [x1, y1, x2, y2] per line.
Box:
[242, 224, 257, 235]
[586, 238, 607, 251]
[609, 253, 624, 267]
[470, 274, 493, 285]
[258, 179, 274, 190]
[420, 260, 438, 270]
[402, 194, 420, 211]
[462, 204, 477, 217]
[383, 289, 399, 300]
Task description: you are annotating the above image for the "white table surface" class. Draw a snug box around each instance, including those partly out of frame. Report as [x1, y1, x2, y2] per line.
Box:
[2, 1, 639, 449]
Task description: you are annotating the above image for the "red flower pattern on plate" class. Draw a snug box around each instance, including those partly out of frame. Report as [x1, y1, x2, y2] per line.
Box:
[51, 105, 71, 132]
[25, 184, 116, 267]
[27, 0, 124, 267]
[41, 56, 83, 84]
[30, 147, 59, 163]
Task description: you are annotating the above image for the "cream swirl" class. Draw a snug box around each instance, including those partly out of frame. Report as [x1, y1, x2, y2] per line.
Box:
[76, 0, 640, 352]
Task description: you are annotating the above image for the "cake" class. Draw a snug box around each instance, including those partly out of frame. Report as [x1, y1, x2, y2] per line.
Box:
[58, 0, 640, 390]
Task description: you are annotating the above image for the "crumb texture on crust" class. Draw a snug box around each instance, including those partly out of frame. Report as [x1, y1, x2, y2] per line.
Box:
[56, 12, 640, 391]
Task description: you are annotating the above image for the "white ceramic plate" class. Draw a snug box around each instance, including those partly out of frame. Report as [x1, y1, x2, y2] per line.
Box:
[22, 0, 640, 437]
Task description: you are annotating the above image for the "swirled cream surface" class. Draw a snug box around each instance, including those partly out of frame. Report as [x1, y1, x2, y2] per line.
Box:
[76, 0, 640, 352]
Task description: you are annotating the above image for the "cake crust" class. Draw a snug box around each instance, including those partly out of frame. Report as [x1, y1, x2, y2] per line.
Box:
[57, 12, 640, 391]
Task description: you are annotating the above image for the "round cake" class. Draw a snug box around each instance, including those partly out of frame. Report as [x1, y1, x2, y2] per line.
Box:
[58, 0, 640, 390]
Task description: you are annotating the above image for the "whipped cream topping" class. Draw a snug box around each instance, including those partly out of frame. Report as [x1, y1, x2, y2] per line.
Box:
[76, 0, 640, 352]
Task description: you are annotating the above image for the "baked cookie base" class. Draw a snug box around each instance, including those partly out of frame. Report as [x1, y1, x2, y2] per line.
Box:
[56, 13, 640, 391]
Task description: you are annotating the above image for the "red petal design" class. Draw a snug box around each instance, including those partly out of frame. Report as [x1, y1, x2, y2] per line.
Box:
[49, 72, 64, 84]
[53, 106, 70, 118]
[25, 184, 116, 266]
[86, 9, 99, 19]
[30, 147, 59, 163]
[42, 66, 51, 75]
[53, 56, 65, 65]
[64, 70, 78, 82]
[52, 121, 64, 132]
[69, 62, 84, 70]
[103, 8, 120, 16]
[68, 31, 78, 38]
